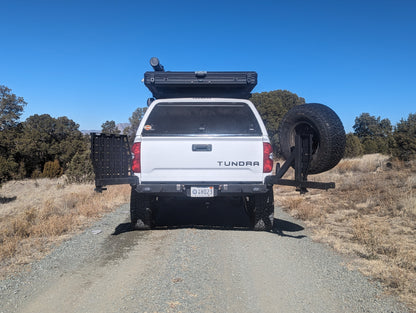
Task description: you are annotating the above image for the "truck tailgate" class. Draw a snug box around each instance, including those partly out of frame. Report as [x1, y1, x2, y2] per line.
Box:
[140, 136, 264, 182]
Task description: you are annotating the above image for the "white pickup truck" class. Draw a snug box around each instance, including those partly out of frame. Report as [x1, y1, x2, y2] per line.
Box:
[91, 58, 345, 231]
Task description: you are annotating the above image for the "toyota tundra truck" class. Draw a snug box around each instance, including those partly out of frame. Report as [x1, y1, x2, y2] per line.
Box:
[91, 58, 346, 231]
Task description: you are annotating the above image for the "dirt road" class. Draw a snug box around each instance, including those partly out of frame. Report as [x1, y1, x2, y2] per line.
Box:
[0, 198, 408, 313]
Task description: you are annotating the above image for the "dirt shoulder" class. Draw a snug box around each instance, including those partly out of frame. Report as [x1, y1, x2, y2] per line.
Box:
[277, 154, 416, 310]
[0, 179, 130, 278]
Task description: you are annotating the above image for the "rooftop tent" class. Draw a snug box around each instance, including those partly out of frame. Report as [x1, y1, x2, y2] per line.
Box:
[143, 58, 257, 99]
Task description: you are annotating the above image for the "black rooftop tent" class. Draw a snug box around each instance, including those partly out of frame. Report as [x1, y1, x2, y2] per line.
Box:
[143, 58, 257, 99]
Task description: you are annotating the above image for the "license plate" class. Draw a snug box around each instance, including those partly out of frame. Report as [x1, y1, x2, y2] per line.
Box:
[190, 186, 214, 198]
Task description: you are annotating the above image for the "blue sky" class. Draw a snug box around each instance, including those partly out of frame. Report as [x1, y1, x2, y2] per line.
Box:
[1, 0, 415, 132]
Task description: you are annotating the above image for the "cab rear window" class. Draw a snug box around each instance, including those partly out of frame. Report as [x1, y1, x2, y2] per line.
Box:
[142, 102, 262, 136]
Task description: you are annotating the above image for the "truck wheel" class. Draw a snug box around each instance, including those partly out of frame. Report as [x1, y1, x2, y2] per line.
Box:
[250, 188, 274, 231]
[130, 189, 154, 230]
[278, 103, 345, 174]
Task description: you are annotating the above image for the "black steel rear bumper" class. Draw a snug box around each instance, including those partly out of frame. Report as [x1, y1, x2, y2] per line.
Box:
[133, 182, 269, 197]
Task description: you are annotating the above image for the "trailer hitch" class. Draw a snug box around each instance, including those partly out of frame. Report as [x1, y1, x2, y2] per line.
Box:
[266, 133, 335, 194]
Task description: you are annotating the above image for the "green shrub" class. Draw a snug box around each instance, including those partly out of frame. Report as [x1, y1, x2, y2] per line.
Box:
[0, 156, 18, 185]
[66, 151, 94, 183]
[392, 114, 416, 161]
[361, 137, 390, 155]
[344, 133, 364, 158]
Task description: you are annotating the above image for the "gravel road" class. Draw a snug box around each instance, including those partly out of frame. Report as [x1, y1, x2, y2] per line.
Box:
[0, 197, 409, 313]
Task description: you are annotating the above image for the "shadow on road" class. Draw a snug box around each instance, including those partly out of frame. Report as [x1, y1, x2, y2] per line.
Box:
[113, 222, 135, 235]
[273, 219, 306, 239]
[112, 197, 306, 239]
[0, 196, 17, 204]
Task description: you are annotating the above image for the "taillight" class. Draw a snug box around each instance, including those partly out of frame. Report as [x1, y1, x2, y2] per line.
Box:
[263, 142, 273, 173]
[131, 142, 141, 173]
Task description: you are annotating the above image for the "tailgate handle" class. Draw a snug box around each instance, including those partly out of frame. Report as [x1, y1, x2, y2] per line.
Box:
[192, 144, 212, 152]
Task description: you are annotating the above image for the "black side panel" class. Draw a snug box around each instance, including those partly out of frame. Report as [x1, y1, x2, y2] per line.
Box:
[144, 71, 257, 99]
[90, 133, 138, 190]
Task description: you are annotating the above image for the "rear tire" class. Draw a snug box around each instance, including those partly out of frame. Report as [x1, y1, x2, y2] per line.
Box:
[247, 188, 274, 231]
[278, 103, 345, 174]
[130, 189, 155, 230]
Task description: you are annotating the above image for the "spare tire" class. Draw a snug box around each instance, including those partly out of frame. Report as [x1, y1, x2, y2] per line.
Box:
[278, 103, 345, 174]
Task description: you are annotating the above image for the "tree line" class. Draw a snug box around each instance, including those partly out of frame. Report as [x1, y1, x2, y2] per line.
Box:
[1, 84, 415, 185]
[345, 112, 416, 160]
[0, 85, 92, 184]
[0, 85, 149, 185]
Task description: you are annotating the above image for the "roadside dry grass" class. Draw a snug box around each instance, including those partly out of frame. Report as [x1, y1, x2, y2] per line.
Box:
[275, 154, 416, 310]
[0, 178, 130, 278]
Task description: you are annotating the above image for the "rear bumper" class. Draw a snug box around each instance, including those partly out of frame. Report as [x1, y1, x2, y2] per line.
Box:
[133, 182, 269, 197]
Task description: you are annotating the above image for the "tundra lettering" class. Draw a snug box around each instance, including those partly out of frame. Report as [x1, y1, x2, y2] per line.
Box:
[217, 161, 260, 167]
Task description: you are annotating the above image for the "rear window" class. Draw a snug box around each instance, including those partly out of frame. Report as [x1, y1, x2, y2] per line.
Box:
[141, 102, 262, 136]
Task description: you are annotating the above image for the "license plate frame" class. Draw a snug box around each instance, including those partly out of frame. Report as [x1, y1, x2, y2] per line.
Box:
[190, 186, 215, 198]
